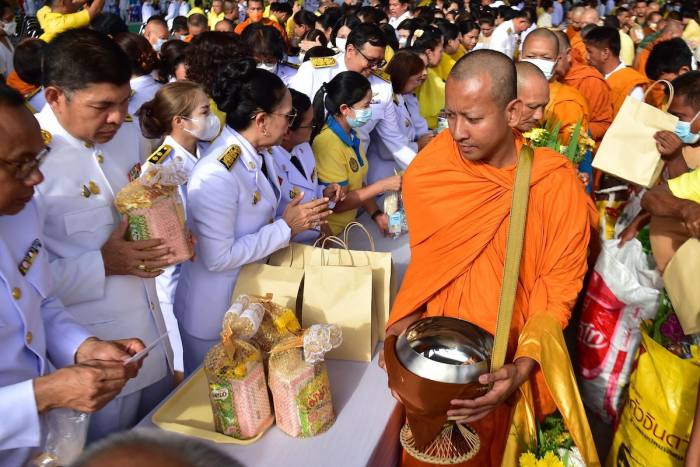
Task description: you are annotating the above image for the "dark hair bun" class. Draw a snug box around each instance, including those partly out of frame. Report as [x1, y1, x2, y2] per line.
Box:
[212, 57, 258, 115]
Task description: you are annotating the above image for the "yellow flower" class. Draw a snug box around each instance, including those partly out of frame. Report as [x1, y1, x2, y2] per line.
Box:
[540, 451, 565, 467]
[519, 452, 539, 467]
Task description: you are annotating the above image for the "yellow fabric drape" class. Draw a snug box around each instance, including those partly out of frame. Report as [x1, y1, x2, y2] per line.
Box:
[415, 67, 445, 130]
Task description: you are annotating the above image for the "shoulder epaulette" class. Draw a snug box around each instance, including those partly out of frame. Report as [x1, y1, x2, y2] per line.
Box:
[311, 56, 336, 68]
[282, 61, 300, 69]
[148, 144, 172, 164]
[25, 87, 40, 100]
[218, 144, 241, 171]
[40, 129, 52, 146]
[371, 69, 391, 83]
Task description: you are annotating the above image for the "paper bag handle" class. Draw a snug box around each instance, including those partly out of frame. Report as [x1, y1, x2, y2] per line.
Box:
[316, 236, 356, 266]
[490, 145, 534, 373]
[342, 221, 376, 252]
[644, 79, 674, 112]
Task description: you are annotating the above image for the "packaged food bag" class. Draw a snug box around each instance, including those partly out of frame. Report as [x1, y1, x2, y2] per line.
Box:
[203, 300, 274, 439]
[607, 332, 700, 466]
[241, 294, 301, 355]
[268, 324, 342, 438]
[576, 239, 662, 423]
[115, 159, 193, 265]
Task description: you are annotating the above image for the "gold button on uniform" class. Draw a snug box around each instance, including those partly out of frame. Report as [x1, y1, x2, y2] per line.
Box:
[96, 154, 104, 164]
[11, 287, 21, 300]
[26, 331, 32, 344]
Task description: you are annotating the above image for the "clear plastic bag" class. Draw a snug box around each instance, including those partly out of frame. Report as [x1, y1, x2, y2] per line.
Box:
[33, 409, 90, 466]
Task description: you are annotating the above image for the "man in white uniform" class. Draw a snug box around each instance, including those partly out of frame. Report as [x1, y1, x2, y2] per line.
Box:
[387, 0, 411, 29]
[487, 9, 531, 59]
[289, 23, 416, 171]
[0, 82, 145, 467]
[33, 29, 174, 442]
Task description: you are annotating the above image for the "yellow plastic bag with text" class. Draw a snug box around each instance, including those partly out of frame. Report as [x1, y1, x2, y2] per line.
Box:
[607, 332, 700, 466]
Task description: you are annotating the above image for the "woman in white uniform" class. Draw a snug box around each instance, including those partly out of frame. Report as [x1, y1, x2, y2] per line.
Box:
[241, 23, 299, 86]
[137, 81, 220, 373]
[174, 58, 332, 374]
[367, 50, 433, 185]
[114, 32, 162, 116]
[272, 89, 344, 244]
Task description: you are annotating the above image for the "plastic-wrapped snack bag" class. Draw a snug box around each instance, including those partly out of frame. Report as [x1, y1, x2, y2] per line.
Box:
[384, 187, 407, 239]
[247, 294, 302, 355]
[203, 300, 273, 439]
[115, 158, 193, 266]
[268, 324, 342, 438]
[33, 409, 90, 466]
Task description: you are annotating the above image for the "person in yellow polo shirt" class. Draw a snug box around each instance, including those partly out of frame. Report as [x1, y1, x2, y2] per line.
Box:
[39, 0, 105, 42]
[311, 71, 402, 236]
[207, 0, 224, 30]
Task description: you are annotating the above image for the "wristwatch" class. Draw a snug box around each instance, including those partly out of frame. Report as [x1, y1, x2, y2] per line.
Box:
[371, 209, 384, 220]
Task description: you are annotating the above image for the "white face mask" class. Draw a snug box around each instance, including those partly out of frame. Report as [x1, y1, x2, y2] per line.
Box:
[398, 36, 408, 48]
[257, 62, 278, 74]
[335, 37, 347, 51]
[153, 38, 167, 52]
[521, 57, 557, 80]
[183, 113, 221, 141]
[2, 20, 16, 36]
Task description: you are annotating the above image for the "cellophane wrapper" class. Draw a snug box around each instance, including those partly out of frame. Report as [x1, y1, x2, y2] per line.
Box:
[203, 304, 273, 440]
[114, 161, 193, 266]
[250, 297, 302, 355]
[267, 324, 342, 438]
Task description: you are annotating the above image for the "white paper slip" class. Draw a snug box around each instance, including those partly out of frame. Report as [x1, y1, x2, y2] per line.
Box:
[124, 331, 170, 365]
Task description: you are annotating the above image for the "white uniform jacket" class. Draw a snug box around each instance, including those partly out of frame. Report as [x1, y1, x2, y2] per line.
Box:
[288, 53, 416, 170]
[174, 126, 291, 341]
[128, 74, 162, 116]
[271, 143, 322, 244]
[34, 106, 173, 396]
[0, 200, 92, 467]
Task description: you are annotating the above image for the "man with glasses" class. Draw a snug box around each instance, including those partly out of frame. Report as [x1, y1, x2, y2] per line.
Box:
[290, 22, 416, 172]
[32, 29, 174, 442]
[0, 82, 146, 467]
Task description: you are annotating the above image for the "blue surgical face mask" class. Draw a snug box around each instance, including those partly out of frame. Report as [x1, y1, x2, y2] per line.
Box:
[674, 111, 700, 145]
[347, 106, 372, 128]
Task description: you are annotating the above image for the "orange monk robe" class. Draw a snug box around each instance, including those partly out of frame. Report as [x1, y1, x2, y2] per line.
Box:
[546, 81, 590, 145]
[562, 61, 614, 141]
[388, 130, 599, 467]
[606, 66, 649, 116]
[570, 32, 588, 64]
[6, 70, 38, 97]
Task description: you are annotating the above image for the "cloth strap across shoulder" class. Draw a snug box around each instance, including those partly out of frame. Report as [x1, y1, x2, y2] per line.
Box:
[490, 145, 534, 373]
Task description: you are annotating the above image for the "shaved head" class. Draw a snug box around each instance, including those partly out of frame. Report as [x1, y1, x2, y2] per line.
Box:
[553, 29, 571, 51]
[515, 61, 550, 132]
[522, 28, 560, 57]
[571, 6, 584, 20]
[581, 7, 599, 26]
[553, 30, 573, 78]
[449, 49, 516, 109]
[660, 19, 684, 39]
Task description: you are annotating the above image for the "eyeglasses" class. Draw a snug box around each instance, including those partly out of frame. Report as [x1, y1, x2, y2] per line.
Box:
[0, 147, 49, 181]
[354, 46, 387, 69]
[270, 107, 298, 126]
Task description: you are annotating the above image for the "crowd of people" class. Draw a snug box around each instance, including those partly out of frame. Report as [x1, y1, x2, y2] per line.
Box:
[0, 0, 700, 464]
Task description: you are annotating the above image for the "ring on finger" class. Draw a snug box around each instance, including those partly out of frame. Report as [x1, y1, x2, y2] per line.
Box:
[137, 263, 146, 271]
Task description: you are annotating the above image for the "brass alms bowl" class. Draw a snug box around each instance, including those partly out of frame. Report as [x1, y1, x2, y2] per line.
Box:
[395, 316, 494, 385]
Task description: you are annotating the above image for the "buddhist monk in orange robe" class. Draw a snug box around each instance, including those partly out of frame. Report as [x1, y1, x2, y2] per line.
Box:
[584, 25, 649, 116]
[383, 49, 599, 467]
[521, 29, 590, 145]
[554, 30, 613, 142]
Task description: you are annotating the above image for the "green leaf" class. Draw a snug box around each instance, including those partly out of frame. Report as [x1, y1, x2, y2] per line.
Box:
[566, 119, 583, 164]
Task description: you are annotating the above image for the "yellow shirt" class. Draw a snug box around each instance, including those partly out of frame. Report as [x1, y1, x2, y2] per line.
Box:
[434, 52, 455, 81]
[416, 67, 445, 129]
[312, 123, 368, 235]
[39, 9, 90, 42]
[619, 30, 635, 67]
[208, 11, 225, 30]
[187, 6, 205, 17]
[36, 5, 50, 29]
[209, 98, 226, 130]
[384, 45, 395, 68]
[668, 168, 700, 204]
[449, 45, 466, 62]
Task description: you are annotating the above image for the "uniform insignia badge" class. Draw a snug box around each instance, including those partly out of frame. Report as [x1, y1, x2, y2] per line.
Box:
[289, 187, 301, 199]
[124, 114, 134, 122]
[147, 144, 173, 165]
[252, 191, 261, 205]
[18, 239, 42, 276]
[372, 69, 391, 82]
[311, 56, 337, 68]
[282, 61, 300, 69]
[81, 185, 91, 197]
[248, 161, 256, 170]
[370, 92, 380, 105]
[40, 129, 52, 146]
[88, 181, 100, 195]
[84, 141, 94, 149]
[349, 158, 359, 172]
[128, 163, 141, 182]
[96, 154, 104, 164]
[219, 144, 241, 171]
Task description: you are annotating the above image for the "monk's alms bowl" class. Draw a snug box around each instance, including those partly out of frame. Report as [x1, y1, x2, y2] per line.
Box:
[395, 317, 494, 387]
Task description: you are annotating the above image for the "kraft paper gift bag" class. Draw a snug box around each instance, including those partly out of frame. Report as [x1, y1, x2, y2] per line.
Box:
[302, 241, 376, 362]
[593, 80, 679, 188]
[232, 262, 304, 314]
[664, 238, 700, 335]
[268, 242, 316, 270]
[342, 222, 396, 340]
